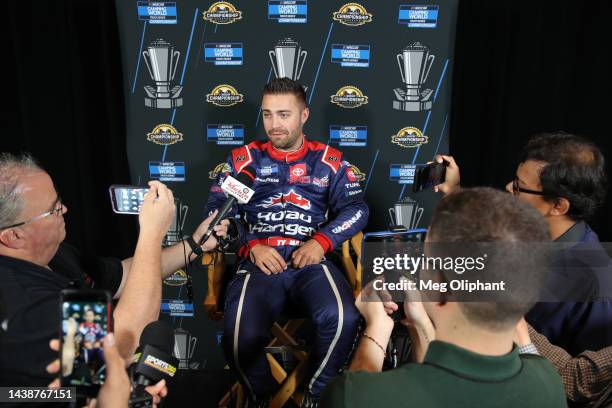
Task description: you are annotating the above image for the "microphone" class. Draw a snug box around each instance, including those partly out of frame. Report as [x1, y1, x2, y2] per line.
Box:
[198, 167, 255, 246]
[129, 320, 178, 407]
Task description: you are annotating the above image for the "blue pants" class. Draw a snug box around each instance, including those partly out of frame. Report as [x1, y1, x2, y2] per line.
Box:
[222, 260, 360, 398]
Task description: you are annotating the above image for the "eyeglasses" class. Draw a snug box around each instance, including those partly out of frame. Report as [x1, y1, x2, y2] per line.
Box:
[512, 179, 545, 196]
[0, 196, 64, 230]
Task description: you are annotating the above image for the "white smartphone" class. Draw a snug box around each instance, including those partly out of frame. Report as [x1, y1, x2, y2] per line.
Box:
[108, 185, 148, 214]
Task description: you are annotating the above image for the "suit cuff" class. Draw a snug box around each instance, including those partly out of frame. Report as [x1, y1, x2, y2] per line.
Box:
[312, 232, 334, 253]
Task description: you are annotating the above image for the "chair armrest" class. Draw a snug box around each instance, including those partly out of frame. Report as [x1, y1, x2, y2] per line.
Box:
[203, 251, 226, 320]
[341, 231, 363, 297]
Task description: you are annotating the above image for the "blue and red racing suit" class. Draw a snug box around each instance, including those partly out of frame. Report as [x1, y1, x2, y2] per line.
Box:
[206, 137, 368, 398]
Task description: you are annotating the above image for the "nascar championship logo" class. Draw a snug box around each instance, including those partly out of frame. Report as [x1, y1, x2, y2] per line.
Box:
[206, 84, 244, 107]
[209, 162, 231, 179]
[163, 270, 188, 286]
[331, 86, 368, 109]
[203, 2, 242, 24]
[392, 127, 429, 148]
[147, 124, 183, 145]
[333, 3, 372, 26]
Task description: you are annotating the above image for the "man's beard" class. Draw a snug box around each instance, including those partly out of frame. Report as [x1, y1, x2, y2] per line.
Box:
[270, 130, 301, 150]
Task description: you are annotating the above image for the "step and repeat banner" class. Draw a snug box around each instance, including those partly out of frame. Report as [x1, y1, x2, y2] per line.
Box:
[115, 0, 457, 369]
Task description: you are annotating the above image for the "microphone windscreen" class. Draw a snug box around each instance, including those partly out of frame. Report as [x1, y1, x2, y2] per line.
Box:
[138, 320, 175, 355]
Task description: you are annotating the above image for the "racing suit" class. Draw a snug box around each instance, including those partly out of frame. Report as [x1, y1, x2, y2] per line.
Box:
[206, 137, 368, 399]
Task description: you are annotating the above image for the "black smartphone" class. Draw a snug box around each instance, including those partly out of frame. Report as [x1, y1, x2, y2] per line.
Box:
[413, 162, 447, 193]
[109, 185, 148, 214]
[60, 289, 112, 397]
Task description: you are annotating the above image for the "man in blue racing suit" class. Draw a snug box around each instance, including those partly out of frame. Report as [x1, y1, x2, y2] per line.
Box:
[206, 78, 368, 406]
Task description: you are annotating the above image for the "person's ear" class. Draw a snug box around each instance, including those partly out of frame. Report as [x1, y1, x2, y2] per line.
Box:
[550, 197, 570, 217]
[301, 106, 309, 125]
[0, 228, 26, 249]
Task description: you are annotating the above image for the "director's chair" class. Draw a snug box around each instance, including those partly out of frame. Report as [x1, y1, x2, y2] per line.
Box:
[202, 232, 364, 408]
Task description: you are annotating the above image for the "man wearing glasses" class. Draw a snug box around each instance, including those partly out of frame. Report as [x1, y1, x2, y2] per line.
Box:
[0, 153, 227, 388]
[434, 132, 612, 355]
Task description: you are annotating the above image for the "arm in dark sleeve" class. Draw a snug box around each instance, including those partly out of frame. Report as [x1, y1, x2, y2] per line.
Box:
[312, 160, 369, 252]
[529, 323, 612, 403]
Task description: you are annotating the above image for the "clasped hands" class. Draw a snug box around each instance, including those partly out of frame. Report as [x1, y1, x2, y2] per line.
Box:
[249, 239, 324, 275]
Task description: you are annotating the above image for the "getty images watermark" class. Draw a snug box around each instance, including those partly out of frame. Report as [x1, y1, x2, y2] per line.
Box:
[360, 242, 612, 303]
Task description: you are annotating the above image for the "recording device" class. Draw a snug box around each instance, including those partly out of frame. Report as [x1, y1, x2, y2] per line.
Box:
[412, 161, 447, 193]
[129, 320, 178, 407]
[198, 167, 256, 246]
[109, 185, 148, 214]
[59, 289, 112, 397]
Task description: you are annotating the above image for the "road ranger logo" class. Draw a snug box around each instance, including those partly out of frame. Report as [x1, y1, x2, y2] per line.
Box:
[258, 189, 312, 210]
[331, 86, 368, 109]
[203, 2, 242, 24]
[144, 355, 177, 376]
[147, 124, 183, 145]
[392, 127, 429, 148]
[206, 84, 244, 107]
[333, 3, 372, 26]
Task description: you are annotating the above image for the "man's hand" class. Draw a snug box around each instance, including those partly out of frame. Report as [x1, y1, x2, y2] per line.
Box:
[138, 181, 176, 240]
[250, 244, 287, 275]
[93, 333, 131, 408]
[432, 154, 460, 195]
[290, 239, 324, 269]
[513, 318, 532, 347]
[46, 339, 61, 389]
[355, 279, 396, 340]
[192, 210, 230, 252]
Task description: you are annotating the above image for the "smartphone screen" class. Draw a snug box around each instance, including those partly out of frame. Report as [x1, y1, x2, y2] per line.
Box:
[109, 185, 148, 214]
[413, 162, 447, 193]
[60, 290, 112, 396]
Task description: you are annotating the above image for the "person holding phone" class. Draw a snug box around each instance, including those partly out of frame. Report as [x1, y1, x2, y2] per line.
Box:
[0, 152, 227, 389]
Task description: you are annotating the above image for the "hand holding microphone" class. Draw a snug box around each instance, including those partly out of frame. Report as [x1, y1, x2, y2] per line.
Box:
[198, 167, 256, 247]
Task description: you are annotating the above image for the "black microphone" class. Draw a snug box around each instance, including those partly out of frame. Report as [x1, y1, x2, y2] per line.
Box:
[129, 320, 178, 407]
[198, 167, 256, 246]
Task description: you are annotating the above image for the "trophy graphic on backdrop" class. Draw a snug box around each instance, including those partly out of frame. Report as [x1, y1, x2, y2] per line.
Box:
[393, 42, 436, 112]
[269, 38, 308, 85]
[173, 328, 198, 370]
[142, 39, 183, 109]
[388, 197, 424, 230]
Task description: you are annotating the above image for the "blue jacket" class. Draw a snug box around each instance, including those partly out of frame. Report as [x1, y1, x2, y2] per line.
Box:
[526, 222, 612, 355]
[205, 138, 369, 258]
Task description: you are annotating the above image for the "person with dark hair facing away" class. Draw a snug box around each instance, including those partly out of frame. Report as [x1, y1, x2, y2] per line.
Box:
[435, 132, 612, 355]
[321, 188, 567, 408]
[206, 78, 367, 407]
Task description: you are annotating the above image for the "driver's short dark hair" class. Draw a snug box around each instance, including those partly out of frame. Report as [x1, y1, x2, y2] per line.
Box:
[262, 77, 308, 107]
[519, 132, 607, 221]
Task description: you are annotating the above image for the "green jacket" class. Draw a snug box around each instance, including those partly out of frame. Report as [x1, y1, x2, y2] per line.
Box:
[321, 340, 567, 407]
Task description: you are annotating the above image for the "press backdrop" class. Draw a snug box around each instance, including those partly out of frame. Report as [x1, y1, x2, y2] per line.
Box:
[114, 0, 457, 369]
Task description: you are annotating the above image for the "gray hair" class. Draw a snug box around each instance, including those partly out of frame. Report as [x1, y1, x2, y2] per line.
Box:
[0, 153, 43, 228]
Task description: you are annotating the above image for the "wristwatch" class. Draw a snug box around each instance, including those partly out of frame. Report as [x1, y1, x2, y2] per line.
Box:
[186, 236, 204, 257]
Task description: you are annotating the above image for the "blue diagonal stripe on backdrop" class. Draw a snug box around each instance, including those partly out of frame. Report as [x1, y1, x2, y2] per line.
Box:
[433, 114, 449, 158]
[364, 149, 380, 193]
[131, 21, 148, 94]
[308, 22, 334, 105]
[255, 68, 274, 129]
[195, 22, 208, 70]
[398, 58, 450, 200]
[162, 8, 199, 162]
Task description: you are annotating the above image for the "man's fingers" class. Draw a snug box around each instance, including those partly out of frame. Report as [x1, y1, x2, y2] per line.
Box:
[49, 339, 60, 352]
[47, 378, 60, 389]
[102, 334, 122, 377]
[264, 256, 283, 274]
[257, 261, 272, 275]
[46, 359, 60, 374]
[292, 252, 303, 268]
[271, 249, 287, 269]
